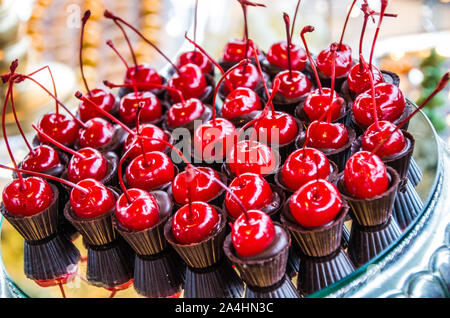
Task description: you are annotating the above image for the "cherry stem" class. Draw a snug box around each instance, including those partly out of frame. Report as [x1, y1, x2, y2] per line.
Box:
[193, 0, 199, 54]
[118, 146, 134, 203]
[113, 19, 138, 70]
[8, 78, 32, 152]
[313, 153, 320, 199]
[27, 65, 59, 115]
[283, 13, 293, 79]
[300, 26, 323, 95]
[31, 124, 85, 159]
[109, 290, 117, 298]
[211, 59, 250, 125]
[233, 134, 242, 187]
[80, 10, 92, 95]
[185, 166, 195, 222]
[327, 45, 337, 124]
[136, 105, 150, 166]
[104, 10, 180, 74]
[338, 0, 357, 50]
[289, 0, 301, 42]
[360, 55, 380, 130]
[250, 40, 274, 113]
[58, 282, 66, 298]
[358, 4, 371, 73]
[369, 0, 387, 69]
[106, 40, 130, 70]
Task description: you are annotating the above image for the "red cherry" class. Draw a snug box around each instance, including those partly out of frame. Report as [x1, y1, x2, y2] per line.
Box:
[124, 64, 163, 91]
[344, 151, 389, 199]
[353, 82, 406, 127]
[273, 70, 312, 99]
[303, 88, 344, 122]
[305, 121, 349, 149]
[193, 118, 236, 161]
[37, 113, 79, 146]
[2, 177, 53, 216]
[361, 121, 406, 157]
[123, 123, 168, 160]
[125, 151, 175, 191]
[221, 87, 262, 119]
[224, 63, 260, 94]
[253, 111, 299, 145]
[228, 140, 276, 176]
[119, 91, 163, 126]
[172, 201, 220, 244]
[177, 51, 213, 74]
[225, 173, 273, 219]
[168, 63, 207, 101]
[21, 145, 61, 172]
[167, 98, 205, 127]
[70, 179, 115, 218]
[115, 188, 160, 231]
[231, 210, 275, 258]
[266, 41, 307, 71]
[316, 43, 353, 77]
[289, 179, 342, 228]
[171, 167, 222, 205]
[222, 39, 260, 62]
[78, 88, 116, 122]
[78, 118, 115, 149]
[281, 148, 330, 191]
[67, 148, 108, 183]
[347, 64, 384, 95]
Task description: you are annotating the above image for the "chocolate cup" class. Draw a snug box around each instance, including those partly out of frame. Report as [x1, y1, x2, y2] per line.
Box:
[163, 73, 216, 106]
[272, 91, 310, 117]
[223, 224, 291, 288]
[133, 248, 185, 298]
[351, 131, 415, 192]
[85, 238, 135, 288]
[337, 167, 400, 227]
[294, 95, 352, 127]
[285, 245, 301, 278]
[350, 100, 413, 136]
[164, 207, 227, 268]
[408, 157, 423, 187]
[348, 216, 402, 268]
[274, 160, 339, 198]
[24, 232, 80, 281]
[162, 104, 213, 136]
[221, 183, 285, 223]
[245, 275, 301, 298]
[74, 124, 127, 156]
[295, 126, 356, 172]
[64, 188, 119, 246]
[296, 247, 355, 297]
[392, 180, 424, 230]
[184, 257, 244, 298]
[0, 183, 59, 242]
[281, 202, 349, 257]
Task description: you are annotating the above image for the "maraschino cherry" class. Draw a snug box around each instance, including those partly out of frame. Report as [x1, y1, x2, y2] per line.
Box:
[228, 140, 276, 176]
[221, 87, 262, 119]
[118, 91, 163, 126]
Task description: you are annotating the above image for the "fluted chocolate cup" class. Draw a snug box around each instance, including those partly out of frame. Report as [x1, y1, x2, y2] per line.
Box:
[223, 223, 291, 288]
[113, 191, 174, 256]
[245, 275, 301, 298]
[337, 166, 400, 227]
[281, 201, 349, 257]
[164, 206, 227, 268]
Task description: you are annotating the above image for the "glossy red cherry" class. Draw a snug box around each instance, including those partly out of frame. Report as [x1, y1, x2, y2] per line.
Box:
[78, 117, 115, 149]
[303, 88, 344, 122]
[21, 145, 61, 172]
[289, 179, 342, 228]
[224, 63, 260, 94]
[347, 64, 384, 95]
[344, 151, 389, 199]
[193, 118, 236, 161]
[2, 177, 53, 216]
[305, 121, 349, 149]
[172, 201, 220, 244]
[177, 51, 213, 74]
[267, 41, 307, 71]
[281, 148, 330, 191]
[361, 121, 406, 157]
[115, 188, 160, 231]
[171, 167, 221, 205]
[353, 82, 406, 127]
[37, 113, 79, 146]
[221, 87, 262, 119]
[167, 98, 205, 127]
[228, 140, 276, 176]
[67, 148, 108, 183]
[231, 210, 275, 258]
[168, 63, 207, 102]
[273, 70, 312, 99]
[119, 91, 163, 126]
[316, 43, 352, 77]
[124, 64, 163, 91]
[253, 111, 299, 145]
[123, 123, 168, 160]
[225, 173, 273, 219]
[78, 88, 116, 122]
[222, 39, 260, 62]
[125, 151, 175, 191]
[70, 178, 115, 218]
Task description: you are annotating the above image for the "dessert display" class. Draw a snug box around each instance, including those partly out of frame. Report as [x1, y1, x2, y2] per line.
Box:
[0, 0, 448, 299]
